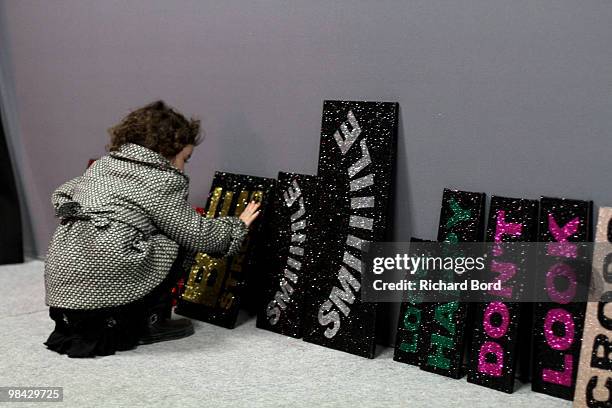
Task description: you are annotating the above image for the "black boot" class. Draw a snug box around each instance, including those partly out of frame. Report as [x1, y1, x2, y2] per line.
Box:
[138, 309, 194, 345]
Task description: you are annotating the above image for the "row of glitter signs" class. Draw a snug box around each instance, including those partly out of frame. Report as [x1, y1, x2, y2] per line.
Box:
[173, 101, 610, 406]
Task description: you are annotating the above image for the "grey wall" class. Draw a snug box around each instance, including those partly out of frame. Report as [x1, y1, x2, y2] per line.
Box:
[2, 0, 611, 341]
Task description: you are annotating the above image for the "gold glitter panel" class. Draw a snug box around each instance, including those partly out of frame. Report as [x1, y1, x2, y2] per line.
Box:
[175, 171, 275, 329]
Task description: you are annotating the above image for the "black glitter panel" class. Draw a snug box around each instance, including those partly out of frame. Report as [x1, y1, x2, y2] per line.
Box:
[255, 172, 321, 338]
[435, 189, 486, 243]
[175, 171, 276, 329]
[301, 100, 398, 359]
[393, 238, 435, 366]
[418, 188, 486, 379]
[531, 197, 593, 401]
[467, 196, 539, 393]
[574, 207, 612, 408]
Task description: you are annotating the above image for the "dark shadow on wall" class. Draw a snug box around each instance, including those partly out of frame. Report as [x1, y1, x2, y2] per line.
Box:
[0, 107, 23, 264]
[0, 3, 37, 259]
[376, 105, 413, 350]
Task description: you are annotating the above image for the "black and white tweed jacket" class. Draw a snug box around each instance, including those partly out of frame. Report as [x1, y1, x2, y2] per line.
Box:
[44, 143, 248, 309]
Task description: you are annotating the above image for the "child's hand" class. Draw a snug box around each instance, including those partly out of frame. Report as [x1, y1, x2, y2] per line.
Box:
[239, 201, 261, 228]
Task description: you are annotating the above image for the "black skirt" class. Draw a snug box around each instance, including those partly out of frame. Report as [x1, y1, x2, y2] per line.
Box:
[44, 248, 189, 358]
[44, 301, 149, 358]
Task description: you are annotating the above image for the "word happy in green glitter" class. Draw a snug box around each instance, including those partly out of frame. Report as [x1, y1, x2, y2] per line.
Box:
[426, 197, 471, 370]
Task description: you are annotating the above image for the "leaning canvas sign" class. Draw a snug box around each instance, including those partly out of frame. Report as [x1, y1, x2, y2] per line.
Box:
[573, 207, 612, 408]
[256, 172, 321, 338]
[302, 100, 398, 358]
[176, 171, 276, 328]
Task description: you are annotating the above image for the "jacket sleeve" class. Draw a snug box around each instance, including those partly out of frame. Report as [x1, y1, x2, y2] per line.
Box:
[145, 176, 249, 257]
[51, 176, 83, 217]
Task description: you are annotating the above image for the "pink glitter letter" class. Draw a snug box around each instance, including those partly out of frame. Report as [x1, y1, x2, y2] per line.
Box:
[544, 308, 575, 350]
[546, 214, 579, 259]
[483, 301, 510, 339]
[542, 354, 573, 386]
[545, 263, 577, 304]
[492, 210, 523, 257]
[478, 341, 504, 377]
[488, 261, 516, 298]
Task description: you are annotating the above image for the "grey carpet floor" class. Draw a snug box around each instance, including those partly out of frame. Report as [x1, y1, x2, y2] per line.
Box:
[0, 261, 570, 408]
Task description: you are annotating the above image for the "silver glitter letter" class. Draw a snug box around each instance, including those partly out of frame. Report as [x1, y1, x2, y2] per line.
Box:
[274, 278, 294, 309]
[343, 250, 364, 274]
[350, 174, 374, 192]
[350, 196, 375, 209]
[348, 139, 371, 178]
[334, 110, 361, 155]
[289, 246, 304, 256]
[349, 215, 374, 231]
[267, 301, 281, 325]
[329, 266, 361, 316]
[346, 234, 368, 251]
[283, 180, 302, 207]
[291, 220, 306, 232]
[287, 257, 302, 271]
[284, 268, 298, 283]
[290, 197, 306, 223]
[318, 300, 341, 338]
[291, 233, 306, 243]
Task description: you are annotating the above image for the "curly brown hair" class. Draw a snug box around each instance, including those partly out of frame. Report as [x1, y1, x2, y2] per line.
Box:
[107, 100, 201, 158]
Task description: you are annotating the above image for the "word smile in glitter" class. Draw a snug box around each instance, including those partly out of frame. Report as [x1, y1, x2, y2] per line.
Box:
[266, 180, 308, 325]
[318, 110, 374, 339]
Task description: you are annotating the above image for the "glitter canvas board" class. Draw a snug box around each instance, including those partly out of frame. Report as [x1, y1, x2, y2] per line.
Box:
[393, 238, 435, 366]
[418, 188, 486, 379]
[175, 171, 276, 329]
[255, 172, 321, 339]
[531, 197, 593, 401]
[302, 100, 398, 359]
[573, 207, 612, 408]
[467, 196, 539, 393]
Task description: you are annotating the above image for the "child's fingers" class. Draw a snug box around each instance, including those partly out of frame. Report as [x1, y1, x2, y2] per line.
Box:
[248, 202, 260, 213]
[245, 201, 258, 212]
[249, 210, 261, 223]
[239, 202, 261, 227]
